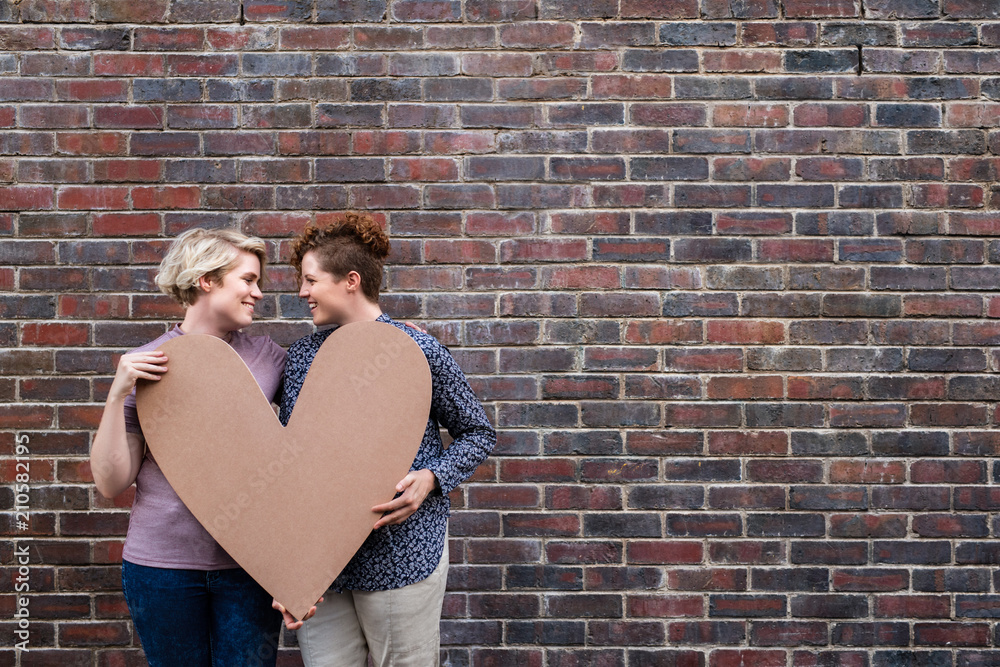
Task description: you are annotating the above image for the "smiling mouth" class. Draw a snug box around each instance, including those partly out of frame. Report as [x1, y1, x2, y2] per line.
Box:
[242, 302, 255, 312]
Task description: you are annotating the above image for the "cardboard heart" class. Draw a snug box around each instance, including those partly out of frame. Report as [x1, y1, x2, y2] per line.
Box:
[135, 321, 431, 620]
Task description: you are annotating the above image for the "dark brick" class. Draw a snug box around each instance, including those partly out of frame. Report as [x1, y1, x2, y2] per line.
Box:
[742, 402, 822, 428]
[753, 568, 830, 592]
[755, 77, 834, 100]
[873, 652, 950, 667]
[833, 623, 909, 647]
[909, 130, 986, 154]
[673, 76, 752, 100]
[786, 49, 858, 72]
[622, 49, 698, 71]
[710, 594, 786, 618]
[659, 22, 737, 46]
[793, 595, 869, 618]
[758, 185, 834, 208]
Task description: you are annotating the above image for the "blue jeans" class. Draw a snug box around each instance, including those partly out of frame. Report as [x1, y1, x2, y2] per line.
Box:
[122, 560, 281, 667]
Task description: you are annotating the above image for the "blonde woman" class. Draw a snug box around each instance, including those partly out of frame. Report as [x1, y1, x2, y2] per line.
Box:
[91, 228, 293, 667]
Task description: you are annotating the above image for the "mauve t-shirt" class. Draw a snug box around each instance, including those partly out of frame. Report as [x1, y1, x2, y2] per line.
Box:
[121, 325, 286, 570]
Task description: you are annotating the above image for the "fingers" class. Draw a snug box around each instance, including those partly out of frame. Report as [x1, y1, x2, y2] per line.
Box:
[372, 470, 437, 528]
[371, 473, 418, 512]
[371, 492, 417, 515]
[403, 320, 428, 334]
[373, 510, 407, 530]
[372, 494, 408, 513]
[132, 361, 168, 375]
[119, 354, 168, 377]
[123, 351, 168, 365]
[108, 352, 170, 401]
[273, 599, 305, 630]
[373, 499, 420, 528]
[300, 604, 319, 622]
[390, 471, 416, 493]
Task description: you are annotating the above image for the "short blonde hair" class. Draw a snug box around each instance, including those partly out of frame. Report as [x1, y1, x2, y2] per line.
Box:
[155, 228, 267, 306]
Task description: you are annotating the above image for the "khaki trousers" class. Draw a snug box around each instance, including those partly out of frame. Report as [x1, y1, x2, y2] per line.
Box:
[297, 540, 448, 667]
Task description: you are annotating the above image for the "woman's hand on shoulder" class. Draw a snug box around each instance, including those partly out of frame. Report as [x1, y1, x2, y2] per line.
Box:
[371, 468, 438, 529]
[107, 351, 168, 402]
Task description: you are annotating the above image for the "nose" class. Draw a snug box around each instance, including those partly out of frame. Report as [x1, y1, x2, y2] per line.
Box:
[298, 283, 309, 298]
[250, 282, 262, 300]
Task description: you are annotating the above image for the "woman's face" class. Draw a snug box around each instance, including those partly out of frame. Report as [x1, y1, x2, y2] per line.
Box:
[298, 250, 348, 327]
[201, 251, 263, 331]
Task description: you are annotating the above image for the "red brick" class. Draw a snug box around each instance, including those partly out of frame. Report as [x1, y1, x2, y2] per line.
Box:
[93, 54, 165, 77]
[628, 595, 704, 617]
[57, 132, 128, 156]
[0, 26, 56, 49]
[711, 650, 786, 667]
[21, 323, 89, 346]
[784, 0, 859, 16]
[167, 54, 239, 76]
[57, 186, 129, 211]
[911, 460, 985, 484]
[275, 131, 350, 156]
[89, 213, 158, 237]
[463, 53, 533, 77]
[914, 623, 989, 647]
[707, 320, 785, 344]
[130, 186, 201, 210]
[593, 74, 672, 99]
[0, 185, 53, 210]
[621, 0, 698, 16]
[786, 373, 859, 398]
[704, 50, 782, 73]
[628, 541, 704, 565]
[424, 240, 496, 264]
[55, 79, 128, 102]
[500, 22, 576, 48]
[831, 461, 906, 484]
[19, 105, 89, 129]
[707, 376, 783, 400]
[708, 431, 788, 456]
[833, 569, 909, 592]
[541, 266, 621, 290]
[501, 239, 587, 263]
[874, 596, 951, 619]
[0, 405, 54, 429]
[389, 158, 459, 182]
[58, 294, 130, 319]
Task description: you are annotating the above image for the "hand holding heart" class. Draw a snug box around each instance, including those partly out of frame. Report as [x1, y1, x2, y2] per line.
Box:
[372, 468, 438, 529]
[273, 596, 322, 630]
[110, 350, 169, 402]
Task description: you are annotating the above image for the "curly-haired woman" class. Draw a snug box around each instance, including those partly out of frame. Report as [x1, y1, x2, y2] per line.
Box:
[275, 214, 496, 666]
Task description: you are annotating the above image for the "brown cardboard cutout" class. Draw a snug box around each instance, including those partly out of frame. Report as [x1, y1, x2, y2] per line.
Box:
[136, 321, 431, 621]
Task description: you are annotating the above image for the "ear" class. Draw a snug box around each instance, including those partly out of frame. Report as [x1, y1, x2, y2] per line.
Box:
[345, 270, 362, 293]
[197, 274, 214, 294]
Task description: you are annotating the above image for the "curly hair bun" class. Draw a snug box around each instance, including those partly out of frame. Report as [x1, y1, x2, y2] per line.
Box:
[341, 212, 390, 260]
[288, 212, 390, 303]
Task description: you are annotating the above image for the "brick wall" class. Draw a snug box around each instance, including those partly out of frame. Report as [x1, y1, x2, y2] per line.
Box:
[3, 0, 1000, 664]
